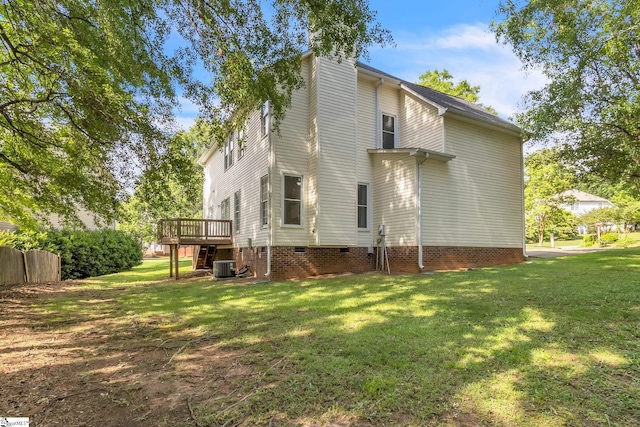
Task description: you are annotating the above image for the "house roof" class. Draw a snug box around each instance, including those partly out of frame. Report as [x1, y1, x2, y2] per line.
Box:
[558, 189, 612, 203]
[357, 63, 522, 135]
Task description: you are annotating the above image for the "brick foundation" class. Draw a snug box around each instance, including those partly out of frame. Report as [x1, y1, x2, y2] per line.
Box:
[422, 246, 525, 271]
[227, 245, 525, 280]
[231, 247, 269, 277]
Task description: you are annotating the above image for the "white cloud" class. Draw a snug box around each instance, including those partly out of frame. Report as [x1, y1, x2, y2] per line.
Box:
[368, 23, 547, 120]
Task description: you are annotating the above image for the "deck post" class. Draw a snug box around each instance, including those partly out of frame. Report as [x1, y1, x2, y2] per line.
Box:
[175, 244, 180, 280]
[169, 244, 174, 278]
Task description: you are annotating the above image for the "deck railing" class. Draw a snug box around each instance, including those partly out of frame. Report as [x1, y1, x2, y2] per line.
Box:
[157, 218, 232, 244]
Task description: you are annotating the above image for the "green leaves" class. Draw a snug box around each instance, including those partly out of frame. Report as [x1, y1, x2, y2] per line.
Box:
[493, 0, 640, 188]
[1, 0, 391, 228]
[524, 149, 577, 245]
[416, 68, 498, 115]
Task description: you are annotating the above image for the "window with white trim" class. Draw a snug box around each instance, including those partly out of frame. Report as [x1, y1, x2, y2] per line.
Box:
[357, 184, 369, 229]
[260, 175, 269, 227]
[237, 128, 245, 160]
[261, 101, 270, 137]
[221, 197, 230, 220]
[224, 134, 234, 170]
[234, 191, 240, 233]
[283, 174, 302, 226]
[382, 114, 396, 149]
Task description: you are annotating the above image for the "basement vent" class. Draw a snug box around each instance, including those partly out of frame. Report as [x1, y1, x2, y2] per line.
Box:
[340, 248, 350, 253]
[294, 247, 306, 253]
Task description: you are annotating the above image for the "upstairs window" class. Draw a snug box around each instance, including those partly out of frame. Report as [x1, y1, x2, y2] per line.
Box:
[283, 175, 302, 226]
[261, 101, 270, 137]
[260, 175, 269, 227]
[382, 114, 396, 149]
[237, 128, 245, 160]
[224, 134, 234, 170]
[357, 184, 369, 229]
[234, 191, 241, 233]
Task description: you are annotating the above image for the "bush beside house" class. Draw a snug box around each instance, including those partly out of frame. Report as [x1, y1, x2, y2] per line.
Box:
[0, 229, 142, 280]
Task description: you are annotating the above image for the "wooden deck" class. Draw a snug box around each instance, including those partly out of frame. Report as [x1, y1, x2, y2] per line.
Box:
[157, 218, 233, 246]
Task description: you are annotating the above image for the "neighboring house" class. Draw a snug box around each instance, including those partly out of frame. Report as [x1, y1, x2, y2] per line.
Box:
[558, 189, 615, 234]
[559, 189, 615, 215]
[198, 53, 525, 279]
[2, 208, 116, 233]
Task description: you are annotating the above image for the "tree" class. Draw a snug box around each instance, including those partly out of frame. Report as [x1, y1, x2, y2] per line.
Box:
[493, 0, 640, 190]
[416, 69, 498, 115]
[118, 121, 210, 245]
[524, 149, 576, 245]
[1, 0, 391, 228]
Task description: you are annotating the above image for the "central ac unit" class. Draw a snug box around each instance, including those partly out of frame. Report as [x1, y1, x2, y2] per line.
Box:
[213, 260, 236, 278]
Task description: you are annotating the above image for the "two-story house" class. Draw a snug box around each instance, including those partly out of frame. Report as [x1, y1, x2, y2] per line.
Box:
[198, 53, 525, 279]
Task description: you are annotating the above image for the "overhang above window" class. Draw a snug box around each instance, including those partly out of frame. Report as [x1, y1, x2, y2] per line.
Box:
[367, 148, 455, 162]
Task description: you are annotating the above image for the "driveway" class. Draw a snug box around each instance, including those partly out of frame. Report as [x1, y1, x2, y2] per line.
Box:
[526, 245, 613, 258]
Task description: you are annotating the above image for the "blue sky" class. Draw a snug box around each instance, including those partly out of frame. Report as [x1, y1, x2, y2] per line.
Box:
[174, 0, 546, 129]
[364, 0, 546, 118]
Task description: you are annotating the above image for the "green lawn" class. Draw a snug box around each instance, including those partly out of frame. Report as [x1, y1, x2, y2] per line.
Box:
[35, 252, 640, 426]
[526, 231, 640, 249]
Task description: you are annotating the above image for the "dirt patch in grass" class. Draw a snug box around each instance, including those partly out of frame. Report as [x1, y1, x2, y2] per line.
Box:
[0, 280, 278, 427]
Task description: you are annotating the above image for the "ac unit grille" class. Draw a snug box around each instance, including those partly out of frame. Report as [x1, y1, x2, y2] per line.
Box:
[213, 260, 236, 278]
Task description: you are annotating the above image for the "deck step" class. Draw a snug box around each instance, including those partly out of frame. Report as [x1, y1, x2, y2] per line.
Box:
[195, 245, 217, 269]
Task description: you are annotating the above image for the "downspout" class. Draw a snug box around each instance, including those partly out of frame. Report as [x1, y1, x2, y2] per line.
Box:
[417, 156, 428, 270]
[375, 78, 384, 147]
[265, 106, 274, 277]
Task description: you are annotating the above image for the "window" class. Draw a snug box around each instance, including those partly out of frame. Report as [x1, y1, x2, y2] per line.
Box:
[261, 101, 270, 137]
[224, 134, 234, 170]
[260, 175, 269, 227]
[220, 197, 230, 220]
[283, 174, 302, 226]
[237, 128, 245, 160]
[357, 184, 369, 229]
[382, 114, 396, 149]
[234, 191, 240, 233]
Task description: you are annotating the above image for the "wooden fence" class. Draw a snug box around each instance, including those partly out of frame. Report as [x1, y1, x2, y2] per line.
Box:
[0, 246, 61, 285]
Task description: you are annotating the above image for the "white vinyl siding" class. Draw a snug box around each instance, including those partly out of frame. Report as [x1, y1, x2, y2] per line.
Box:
[356, 77, 376, 246]
[202, 107, 269, 248]
[308, 57, 319, 246]
[379, 85, 399, 119]
[372, 154, 417, 246]
[399, 92, 443, 151]
[313, 56, 358, 246]
[421, 117, 523, 248]
[273, 57, 310, 245]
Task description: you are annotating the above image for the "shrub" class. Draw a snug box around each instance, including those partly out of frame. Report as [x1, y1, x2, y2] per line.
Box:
[599, 233, 619, 247]
[583, 234, 596, 247]
[4, 229, 142, 280]
[616, 236, 634, 248]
